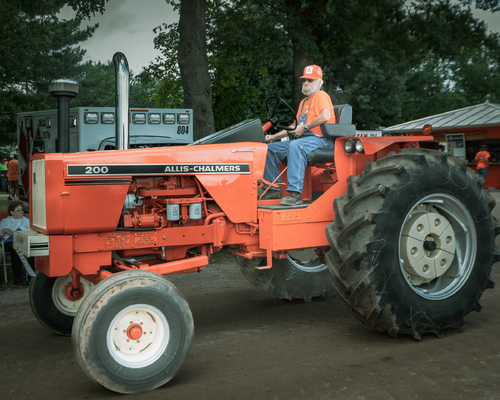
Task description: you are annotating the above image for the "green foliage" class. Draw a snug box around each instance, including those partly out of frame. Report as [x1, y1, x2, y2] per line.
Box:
[139, 22, 184, 109]
[146, 0, 498, 133]
[0, 0, 108, 142]
[72, 61, 154, 108]
[334, 47, 407, 130]
[453, 46, 500, 105]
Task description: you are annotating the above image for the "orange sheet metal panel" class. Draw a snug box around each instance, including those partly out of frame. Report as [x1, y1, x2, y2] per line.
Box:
[74, 251, 111, 275]
[258, 206, 332, 251]
[35, 235, 73, 277]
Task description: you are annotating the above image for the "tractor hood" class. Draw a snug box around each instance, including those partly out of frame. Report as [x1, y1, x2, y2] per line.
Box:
[30, 141, 268, 234]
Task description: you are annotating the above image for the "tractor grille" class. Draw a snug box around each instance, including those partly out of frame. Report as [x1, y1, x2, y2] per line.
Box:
[31, 159, 47, 230]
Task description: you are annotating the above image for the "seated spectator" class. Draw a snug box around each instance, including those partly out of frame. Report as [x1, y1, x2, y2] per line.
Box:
[0, 201, 35, 286]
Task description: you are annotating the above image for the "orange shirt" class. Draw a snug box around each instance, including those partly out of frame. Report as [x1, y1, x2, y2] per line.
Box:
[7, 159, 18, 181]
[475, 151, 490, 170]
[296, 90, 336, 136]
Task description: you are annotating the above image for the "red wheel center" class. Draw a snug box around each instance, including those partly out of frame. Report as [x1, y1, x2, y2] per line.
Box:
[127, 324, 143, 340]
[64, 283, 84, 301]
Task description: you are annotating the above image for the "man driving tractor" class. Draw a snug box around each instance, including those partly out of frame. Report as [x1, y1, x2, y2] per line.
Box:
[261, 65, 336, 205]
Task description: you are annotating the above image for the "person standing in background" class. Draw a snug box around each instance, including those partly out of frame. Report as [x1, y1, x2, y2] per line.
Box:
[475, 144, 491, 188]
[0, 159, 7, 194]
[7, 154, 19, 201]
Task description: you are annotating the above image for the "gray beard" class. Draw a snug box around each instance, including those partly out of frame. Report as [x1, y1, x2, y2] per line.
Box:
[302, 84, 319, 97]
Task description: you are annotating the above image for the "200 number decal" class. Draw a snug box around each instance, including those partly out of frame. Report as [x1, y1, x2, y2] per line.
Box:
[85, 166, 109, 174]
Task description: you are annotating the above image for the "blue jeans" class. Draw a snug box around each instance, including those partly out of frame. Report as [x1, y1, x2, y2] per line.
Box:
[263, 134, 334, 194]
[477, 168, 487, 187]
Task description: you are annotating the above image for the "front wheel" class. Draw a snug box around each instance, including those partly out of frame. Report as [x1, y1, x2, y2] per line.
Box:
[237, 248, 336, 302]
[326, 149, 499, 338]
[30, 271, 95, 336]
[72, 271, 193, 394]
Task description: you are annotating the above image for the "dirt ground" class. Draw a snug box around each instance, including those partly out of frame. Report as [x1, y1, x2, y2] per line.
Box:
[1, 191, 500, 400]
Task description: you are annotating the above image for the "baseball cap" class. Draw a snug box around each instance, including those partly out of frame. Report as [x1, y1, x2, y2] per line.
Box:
[300, 65, 323, 80]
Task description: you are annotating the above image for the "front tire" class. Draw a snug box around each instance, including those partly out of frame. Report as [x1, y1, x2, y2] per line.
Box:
[326, 149, 499, 338]
[30, 271, 95, 336]
[237, 248, 336, 302]
[72, 271, 193, 394]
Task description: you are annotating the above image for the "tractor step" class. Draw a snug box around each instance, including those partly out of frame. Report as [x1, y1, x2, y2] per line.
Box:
[257, 202, 310, 210]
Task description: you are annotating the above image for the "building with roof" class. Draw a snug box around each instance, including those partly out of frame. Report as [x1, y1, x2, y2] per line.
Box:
[384, 99, 500, 189]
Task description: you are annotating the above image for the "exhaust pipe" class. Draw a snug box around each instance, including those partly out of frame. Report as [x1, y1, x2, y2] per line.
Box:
[48, 79, 79, 153]
[113, 52, 130, 150]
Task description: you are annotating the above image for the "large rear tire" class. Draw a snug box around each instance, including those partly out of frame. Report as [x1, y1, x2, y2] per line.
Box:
[30, 271, 95, 336]
[72, 271, 193, 394]
[237, 248, 336, 302]
[326, 149, 499, 338]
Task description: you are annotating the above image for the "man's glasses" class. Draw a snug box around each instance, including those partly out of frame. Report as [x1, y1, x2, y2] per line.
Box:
[13, 209, 23, 212]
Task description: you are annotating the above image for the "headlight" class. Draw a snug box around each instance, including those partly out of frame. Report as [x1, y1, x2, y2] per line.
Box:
[355, 139, 364, 153]
[344, 139, 355, 153]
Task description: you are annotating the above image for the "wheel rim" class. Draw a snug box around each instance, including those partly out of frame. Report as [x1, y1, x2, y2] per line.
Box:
[287, 249, 328, 273]
[52, 274, 95, 316]
[107, 304, 170, 369]
[398, 193, 477, 300]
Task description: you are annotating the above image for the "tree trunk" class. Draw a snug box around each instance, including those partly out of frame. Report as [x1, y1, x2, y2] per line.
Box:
[177, 0, 215, 140]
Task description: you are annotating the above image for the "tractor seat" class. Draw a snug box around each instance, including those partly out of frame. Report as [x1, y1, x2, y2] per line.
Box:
[307, 104, 355, 164]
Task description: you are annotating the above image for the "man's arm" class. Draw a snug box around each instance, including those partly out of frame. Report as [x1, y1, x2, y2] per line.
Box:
[289, 108, 331, 138]
[265, 128, 289, 143]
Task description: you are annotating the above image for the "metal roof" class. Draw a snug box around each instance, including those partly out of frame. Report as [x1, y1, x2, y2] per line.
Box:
[384, 101, 500, 133]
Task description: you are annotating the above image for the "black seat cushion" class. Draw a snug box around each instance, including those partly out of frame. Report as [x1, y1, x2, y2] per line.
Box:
[307, 147, 335, 164]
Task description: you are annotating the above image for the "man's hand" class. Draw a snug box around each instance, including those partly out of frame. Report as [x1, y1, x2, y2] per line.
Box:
[265, 134, 276, 143]
[266, 129, 287, 143]
[289, 124, 306, 138]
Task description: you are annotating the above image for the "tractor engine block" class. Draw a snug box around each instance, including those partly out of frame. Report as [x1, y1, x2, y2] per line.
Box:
[120, 175, 210, 230]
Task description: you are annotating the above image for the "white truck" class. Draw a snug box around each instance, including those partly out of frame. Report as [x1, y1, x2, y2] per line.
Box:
[16, 107, 193, 206]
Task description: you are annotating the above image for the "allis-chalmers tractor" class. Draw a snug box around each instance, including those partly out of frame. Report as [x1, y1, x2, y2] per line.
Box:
[16, 55, 499, 394]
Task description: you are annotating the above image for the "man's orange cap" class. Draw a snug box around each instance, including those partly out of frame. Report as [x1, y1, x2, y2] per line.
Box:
[300, 65, 322, 80]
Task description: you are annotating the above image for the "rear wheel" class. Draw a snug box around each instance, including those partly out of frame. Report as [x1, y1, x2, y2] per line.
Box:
[326, 149, 499, 338]
[30, 271, 95, 336]
[72, 271, 193, 394]
[237, 248, 336, 302]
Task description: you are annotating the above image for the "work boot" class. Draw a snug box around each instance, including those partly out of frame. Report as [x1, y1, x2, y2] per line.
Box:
[260, 190, 282, 200]
[280, 191, 303, 206]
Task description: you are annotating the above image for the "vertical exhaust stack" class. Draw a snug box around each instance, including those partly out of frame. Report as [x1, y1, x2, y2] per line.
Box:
[48, 79, 79, 153]
[113, 52, 130, 150]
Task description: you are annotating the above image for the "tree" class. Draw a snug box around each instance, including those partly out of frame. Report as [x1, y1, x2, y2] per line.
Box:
[177, 0, 215, 140]
[0, 0, 108, 138]
[147, 0, 500, 135]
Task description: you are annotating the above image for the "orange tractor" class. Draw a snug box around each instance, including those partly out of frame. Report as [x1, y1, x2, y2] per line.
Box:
[16, 57, 499, 394]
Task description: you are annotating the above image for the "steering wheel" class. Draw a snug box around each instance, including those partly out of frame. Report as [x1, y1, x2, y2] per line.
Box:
[265, 96, 297, 132]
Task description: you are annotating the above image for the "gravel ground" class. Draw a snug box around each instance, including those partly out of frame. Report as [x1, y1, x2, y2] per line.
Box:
[0, 190, 499, 399]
